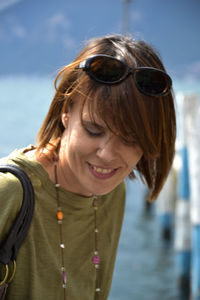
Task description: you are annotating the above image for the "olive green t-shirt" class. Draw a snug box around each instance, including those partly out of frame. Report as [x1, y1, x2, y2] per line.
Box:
[0, 148, 126, 300]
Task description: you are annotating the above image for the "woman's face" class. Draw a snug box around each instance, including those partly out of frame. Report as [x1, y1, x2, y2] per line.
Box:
[58, 97, 143, 197]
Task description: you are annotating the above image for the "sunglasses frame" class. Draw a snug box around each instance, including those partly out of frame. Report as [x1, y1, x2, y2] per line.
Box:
[77, 54, 172, 97]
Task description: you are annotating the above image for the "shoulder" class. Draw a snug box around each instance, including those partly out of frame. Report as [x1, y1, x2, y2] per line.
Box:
[0, 169, 23, 243]
[0, 170, 23, 196]
[0, 151, 23, 194]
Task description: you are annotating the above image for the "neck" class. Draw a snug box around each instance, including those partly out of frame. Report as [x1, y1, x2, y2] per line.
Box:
[35, 150, 93, 197]
[35, 150, 56, 184]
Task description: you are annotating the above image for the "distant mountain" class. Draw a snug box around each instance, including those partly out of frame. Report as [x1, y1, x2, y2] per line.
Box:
[0, 0, 199, 80]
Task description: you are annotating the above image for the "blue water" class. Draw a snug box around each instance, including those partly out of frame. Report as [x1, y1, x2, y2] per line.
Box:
[1, 75, 199, 299]
[0, 76, 53, 155]
[109, 180, 179, 300]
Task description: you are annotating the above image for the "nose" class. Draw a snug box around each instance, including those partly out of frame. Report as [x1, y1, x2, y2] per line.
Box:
[96, 134, 120, 162]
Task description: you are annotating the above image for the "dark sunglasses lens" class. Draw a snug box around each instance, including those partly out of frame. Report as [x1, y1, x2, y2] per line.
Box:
[89, 56, 126, 83]
[135, 69, 170, 96]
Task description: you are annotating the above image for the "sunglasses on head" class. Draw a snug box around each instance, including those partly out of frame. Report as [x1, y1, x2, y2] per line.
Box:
[77, 54, 172, 97]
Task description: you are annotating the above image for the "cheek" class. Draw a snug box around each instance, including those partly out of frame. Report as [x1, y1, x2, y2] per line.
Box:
[66, 130, 94, 159]
[126, 147, 143, 168]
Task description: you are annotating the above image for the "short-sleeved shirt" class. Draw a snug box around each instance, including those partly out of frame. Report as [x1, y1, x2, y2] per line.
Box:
[0, 148, 126, 300]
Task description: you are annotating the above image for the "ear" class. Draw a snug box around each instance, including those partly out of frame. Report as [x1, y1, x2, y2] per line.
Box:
[61, 113, 69, 129]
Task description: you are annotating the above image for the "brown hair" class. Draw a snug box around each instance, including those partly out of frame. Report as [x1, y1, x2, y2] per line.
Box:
[36, 34, 176, 201]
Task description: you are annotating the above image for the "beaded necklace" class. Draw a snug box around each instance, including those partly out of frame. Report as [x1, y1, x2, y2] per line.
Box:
[53, 156, 101, 299]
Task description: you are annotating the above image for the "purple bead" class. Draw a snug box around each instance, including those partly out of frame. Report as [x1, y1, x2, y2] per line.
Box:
[62, 270, 67, 285]
[92, 255, 100, 264]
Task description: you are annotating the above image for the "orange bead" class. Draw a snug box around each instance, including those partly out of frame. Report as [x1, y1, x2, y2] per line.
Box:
[57, 211, 63, 220]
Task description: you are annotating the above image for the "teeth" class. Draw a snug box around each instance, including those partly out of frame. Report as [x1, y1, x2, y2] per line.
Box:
[93, 166, 113, 174]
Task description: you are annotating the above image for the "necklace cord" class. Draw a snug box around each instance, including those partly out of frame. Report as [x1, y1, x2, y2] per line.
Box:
[54, 158, 101, 299]
[54, 162, 67, 300]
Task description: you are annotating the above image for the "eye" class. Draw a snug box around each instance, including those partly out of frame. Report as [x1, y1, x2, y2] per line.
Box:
[83, 122, 105, 137]
[85, 128, 103, 137]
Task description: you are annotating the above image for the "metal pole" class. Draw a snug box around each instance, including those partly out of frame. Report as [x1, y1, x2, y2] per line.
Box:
[122, 0, 132, 35]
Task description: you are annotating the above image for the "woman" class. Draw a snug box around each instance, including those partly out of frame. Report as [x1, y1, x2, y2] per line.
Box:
[0, 34, 176, 300]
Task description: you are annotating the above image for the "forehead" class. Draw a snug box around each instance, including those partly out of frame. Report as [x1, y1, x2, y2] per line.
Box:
[72, 95, 107, 129]
[74, 84, 128, 130]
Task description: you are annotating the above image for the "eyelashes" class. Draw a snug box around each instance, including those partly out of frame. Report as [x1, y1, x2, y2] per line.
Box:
[82, 121, 140, 148]
[84, 127, 104, 137]
[84, 125, 138, 146]
[82, 121, 105, 137]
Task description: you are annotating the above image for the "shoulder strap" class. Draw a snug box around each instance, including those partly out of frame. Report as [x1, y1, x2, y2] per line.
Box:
[0, 164, 35, 265]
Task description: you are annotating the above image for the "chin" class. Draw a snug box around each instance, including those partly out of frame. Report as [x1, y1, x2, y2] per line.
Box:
[83, 179, 122, 197]
[89, 186, 116, 196]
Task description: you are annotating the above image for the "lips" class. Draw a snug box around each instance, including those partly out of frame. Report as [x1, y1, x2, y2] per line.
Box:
[87, 162, 118, 179]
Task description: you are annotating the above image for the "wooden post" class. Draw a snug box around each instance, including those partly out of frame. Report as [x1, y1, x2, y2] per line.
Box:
[156, 168, 177, 241]
[174, 93, 191, 298]
[185, 94, 200, 300]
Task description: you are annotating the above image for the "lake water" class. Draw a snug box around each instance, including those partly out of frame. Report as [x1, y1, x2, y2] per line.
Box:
[110, 179, 180, 300]
[1, 75, 199, 299]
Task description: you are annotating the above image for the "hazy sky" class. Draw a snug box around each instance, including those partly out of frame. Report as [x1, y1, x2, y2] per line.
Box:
[0, 0, 199, 81]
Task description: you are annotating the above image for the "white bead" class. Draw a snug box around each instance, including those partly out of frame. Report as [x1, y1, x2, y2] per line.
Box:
[60, 244, 65, 248]
[96, 288, 101, 292]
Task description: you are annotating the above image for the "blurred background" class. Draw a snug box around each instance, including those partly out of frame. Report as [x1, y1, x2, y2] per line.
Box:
[0, 0, 200, 299]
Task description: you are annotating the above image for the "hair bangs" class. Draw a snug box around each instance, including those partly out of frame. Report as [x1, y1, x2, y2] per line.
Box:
[75, 75, 160, 159]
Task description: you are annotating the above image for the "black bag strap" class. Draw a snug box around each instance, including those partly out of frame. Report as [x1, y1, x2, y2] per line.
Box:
[0, 164, 35, 265]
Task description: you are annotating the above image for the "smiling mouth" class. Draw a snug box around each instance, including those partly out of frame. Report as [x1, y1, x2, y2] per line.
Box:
[93, 165, 114, 174]
[87, 162, 118, 178]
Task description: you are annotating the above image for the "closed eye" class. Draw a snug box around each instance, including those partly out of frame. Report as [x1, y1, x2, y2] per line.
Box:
[85, 128, 104, 137]
[82, 121, 105, 137]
